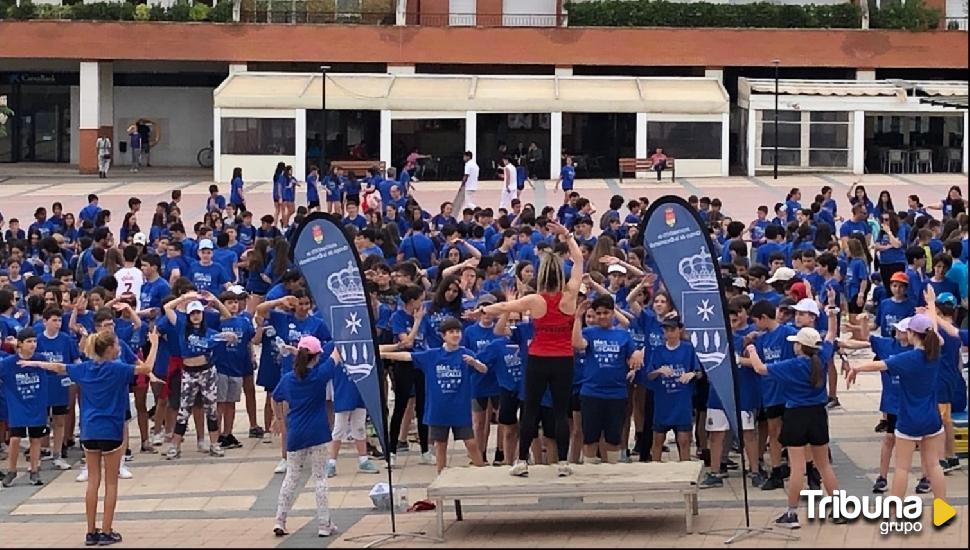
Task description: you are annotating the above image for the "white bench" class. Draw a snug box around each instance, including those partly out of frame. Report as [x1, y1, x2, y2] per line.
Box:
[425, 461, 703, 539]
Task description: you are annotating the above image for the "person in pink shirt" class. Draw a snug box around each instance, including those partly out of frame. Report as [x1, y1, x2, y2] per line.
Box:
[405, 148, 431, 182]
[649, 147, 668, 182]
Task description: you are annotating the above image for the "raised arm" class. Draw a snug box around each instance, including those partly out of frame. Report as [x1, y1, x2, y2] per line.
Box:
[21, 360, 67, 375]
[482, 293, 544, 317]
[599, 255, 645, 278]
[134, 328, 160, 375]
[572, 301, 588, 350]
[744, 344, 768, 375]
[163, 292, 195, 325]
[256, 296, 297, 319]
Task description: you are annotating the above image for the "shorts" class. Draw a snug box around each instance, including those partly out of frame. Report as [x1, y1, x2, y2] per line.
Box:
[498, 388, 520, 425]
[885, 413, 897, 434]
[333, 408, 367, 441]
[938, 403, 952, 423]
[345, 193, 360, 205]
[308, 200, 321, 209]
[570, 393, 582, 413]
[538, 406, 556, 436]
[653, 424, 692, 434]
[132, 373, 149, 389]
[706, 408, 755, 432]
[764, 404, 786, 420]
[216, 373, 243, 403]
[693, 378, 710, 411]
[82, 439, 124, 453]
[580, 396, 626, 445]
[428, 424, 474, 443]
[779, 405, 829, 447]
[326, 193, 342, 203]
[49, 405, 69, 416]
[161, 357, 183, 403]
[11, 425, 49, 439]
[895, 425, 944, 441]
[473, 395, 500, 413]
[561, 181, 573, 192]
[847, 294, 865, 315]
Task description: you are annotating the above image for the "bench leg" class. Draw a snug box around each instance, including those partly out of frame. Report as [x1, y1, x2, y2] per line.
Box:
[684, 493, 694, 534]
[691, 492, 698, 516]
[436, 499, 445, 539]
[455, 499, 463, 521]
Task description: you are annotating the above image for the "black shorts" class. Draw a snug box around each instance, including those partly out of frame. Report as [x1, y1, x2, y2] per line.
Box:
[693, 377, 710, 411]
[11, 425, 49, 439]
[847, 294, 865, 315]
[580, 396, 626, 445]
[49, 405, 68, 416]
[235, 202, 247, 214]
[570, 393, 582, 413]
[82, 439, 124, 453]
[498, 388, 520, 425]
[308, 200, 320, 209]
[473, 395, 500, 413]
[428, 425, 474, 443]
[885, 413, 898, 434]
[779, 405, 829, 447]
[538, 406, 556, 436]
[764, 404, 786, 420]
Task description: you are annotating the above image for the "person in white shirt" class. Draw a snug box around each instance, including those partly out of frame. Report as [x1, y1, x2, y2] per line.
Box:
[96, 134, 112, 178]
[500, 157, 516, 211]
[114, 245, 145, 310]
[461, 150, 480, 209]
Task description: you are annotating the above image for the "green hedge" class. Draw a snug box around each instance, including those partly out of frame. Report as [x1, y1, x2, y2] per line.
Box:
[564, 0, 862, 28]
[2, 0, 236, 22]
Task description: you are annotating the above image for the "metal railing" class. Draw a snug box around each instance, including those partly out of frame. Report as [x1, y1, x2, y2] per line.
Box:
[944, 16, 968, 30]
[407, 12, 566, 27]
[239, 7, 395, 24]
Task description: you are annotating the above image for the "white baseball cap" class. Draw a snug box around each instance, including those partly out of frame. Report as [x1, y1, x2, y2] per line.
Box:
[892, 317, 911, 333]
[789, 298, 820, 317]
[766, 267, 797, 284]
[607, 264, 627, 275]
[132, 232, 147, 245]
[786, 327, 822, 348]
[186, 300, 205, 314]
[198, 239, 214, 250]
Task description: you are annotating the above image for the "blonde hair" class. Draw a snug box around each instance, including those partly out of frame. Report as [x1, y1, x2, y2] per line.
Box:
[83, 331, 117, 360]
[536, 251, 564, 294]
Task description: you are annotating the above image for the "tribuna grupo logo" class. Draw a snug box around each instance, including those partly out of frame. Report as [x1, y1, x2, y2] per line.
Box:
[802, 490, 957, 535]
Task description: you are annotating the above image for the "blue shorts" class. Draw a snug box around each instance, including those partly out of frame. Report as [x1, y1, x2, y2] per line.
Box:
[653, 424, 692, 434]
[562, 180, 573, 191]
[326, 193, 342, 203]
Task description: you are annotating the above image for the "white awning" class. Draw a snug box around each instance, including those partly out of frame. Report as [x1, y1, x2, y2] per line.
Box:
[740, 78, 969, 102]
[214, 72, 729, 114]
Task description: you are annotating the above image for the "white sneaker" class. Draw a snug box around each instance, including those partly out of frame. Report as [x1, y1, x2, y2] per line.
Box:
[274, 459, 287, 474]
[262, 433, 274, 445]
[557, 461, 573, 477]
[75, 466, 88, 482]
[151, 433, 165, 447]
[418, 451, 436, 465]
[209, 444, 225, 457]
[196, 440, 209, 453]
[509, 460, 528, 477]
[53, 458, 72, 471]
[119, 465, 134, 479]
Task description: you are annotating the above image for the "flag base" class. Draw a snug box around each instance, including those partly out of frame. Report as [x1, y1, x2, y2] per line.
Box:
[700, 526, 799, 545]
[343, 532, 444, 548]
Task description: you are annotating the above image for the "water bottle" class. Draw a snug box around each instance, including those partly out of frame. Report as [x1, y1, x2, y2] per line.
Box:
[275, 336, 291, 357]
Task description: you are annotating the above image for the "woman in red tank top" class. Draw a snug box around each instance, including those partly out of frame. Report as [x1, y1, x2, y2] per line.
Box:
[482, 220, 583, 477]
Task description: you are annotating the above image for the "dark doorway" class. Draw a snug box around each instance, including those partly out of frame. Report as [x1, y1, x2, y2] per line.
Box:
[562, 113, 636, 178]
[391, 118, 465, 181]
[306, 109, 380, 170]
[476, 113, 551, 180]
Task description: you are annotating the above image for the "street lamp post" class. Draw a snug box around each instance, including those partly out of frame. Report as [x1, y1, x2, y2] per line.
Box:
[321, 64, 331, 169]
[772, 59, 780, 180]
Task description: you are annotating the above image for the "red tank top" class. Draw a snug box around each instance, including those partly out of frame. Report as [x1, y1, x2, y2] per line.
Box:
[529, 292, 574, 357]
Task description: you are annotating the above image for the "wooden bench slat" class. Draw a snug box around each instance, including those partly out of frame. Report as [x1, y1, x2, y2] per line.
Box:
[617, 156, 676, 183]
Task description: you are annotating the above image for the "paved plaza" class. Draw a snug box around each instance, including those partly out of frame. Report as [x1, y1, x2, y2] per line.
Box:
[0, 167, 966, 547]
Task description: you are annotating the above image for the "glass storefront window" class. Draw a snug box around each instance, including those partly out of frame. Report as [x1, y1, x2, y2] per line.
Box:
[220, 118, 295, 155]
[647, 121, 722, 159]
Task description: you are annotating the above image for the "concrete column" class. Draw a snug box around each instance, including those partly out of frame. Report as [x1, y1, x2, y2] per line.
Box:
[229, 63, 247, 74]
[746, 107, 756, 177]
[387, 64, 416, 75]
[705, 68, 724, 82]
[636, 113, 648, 178]
[464, 111, 477, 158]
[380, 110, 392, 170]
[852, 110, 865, 175]
[554, 66, 573, 77]
[721, 112, 730, 176]
[213, 107, 222, 182]
[79, 61, 104, 174]
[964, 111, 969, 174]
[97, 62, 113, 134]
[856, 69, 877, 81]
[295, 109, 307, 180]
[549, 112, 563, 180]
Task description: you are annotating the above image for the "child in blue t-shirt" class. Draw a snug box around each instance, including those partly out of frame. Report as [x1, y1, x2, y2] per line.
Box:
[644, 316, 700, 462]
[380, 317, 488, 474]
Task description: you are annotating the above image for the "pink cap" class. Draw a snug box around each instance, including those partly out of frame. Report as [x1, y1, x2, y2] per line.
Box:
[907, 314, 932, 334]
[297, 335, 323, 354]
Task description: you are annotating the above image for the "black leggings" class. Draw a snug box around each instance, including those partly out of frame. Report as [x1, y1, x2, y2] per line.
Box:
[518, 355, 573, 462]
[639, 387, 655, 462]
[388, 363, 429, 454]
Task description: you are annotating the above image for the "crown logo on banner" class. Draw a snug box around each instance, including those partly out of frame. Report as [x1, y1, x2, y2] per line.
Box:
[327, 261, 365, 304]
[678, 248, 718, 291]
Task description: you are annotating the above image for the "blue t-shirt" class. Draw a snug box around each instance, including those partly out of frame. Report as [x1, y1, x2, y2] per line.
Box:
[839, 220, 871, 240]
[559, 165, 575, 190]
[0, 354, 50, 427]
[875, 298, 915, 338]
[214, 314, 256, 377]
[188, 262, 230, 294]
[884, 349, 943, 438]
[341, 214, 367, 231]
[412, 346, 477, 428]
[462, 323, 501, 398]
[270, 310, 332, 376]
[272, 359, 337, 452]
[646, 341, 699, 428]
[332, 362, 365, 413]
[67, 360, 135, 441]
[764, 342, 833, 408]
[844, 257, 869, 299]
[479, 337, 523, 393]
[755, 324, 797, 407]
[877, 227, 908, 265]
[389, 309, 424, 350]
[230, 176, 245, 206]
[174, 314, 222, 362]
[398, 233, 436, 269]
[580, 326, 636, 400]
[729, 326, 762, 411]
[420, 303, 462, 350]
[140, 277, 171, 313]
[870, 335, 907, 415]
[305, 173, 320, 204]
[37, 331, 80, 407]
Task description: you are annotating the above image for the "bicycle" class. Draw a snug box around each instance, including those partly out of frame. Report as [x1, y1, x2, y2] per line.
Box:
[197, 140, 214, 168]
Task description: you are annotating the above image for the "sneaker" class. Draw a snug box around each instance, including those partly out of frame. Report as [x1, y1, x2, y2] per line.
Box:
[556, 461, 573, 477]
[85, 530, 101, 546]
[774, 511, 800, 529]
[140, 443, 156, 454]
[326, 462, 337, 478]
[318, 520, 339, 537]
[273, 525, 288, 537]
[118, 465, 133, 480]
[779, 463, 791, 480]
[712, 469, 729, 479]
[196, 440, 209, 453]
[872, 476, 888, 494]
[915, 477, 931, 494]
[396, 441, 410, 453]
[750, 471, 768, 488]
[760, 475, 785, 491]
[699, 473, 724, 489]
[509, 460, 529, 477]
[123, 448, 133, 462]
[165, 446, 181, 461]
[825, 397, 841, 410]
[367, 443, 384, 460]
[40, 448, 53, 461]
[807, 467, 822, 491]
[208, 444, 225, 457]
[98, 531, 122, 546]
[2, 471, 17, 487]
[418, 451, 436, 465]
[53, 458, 72, 471]
[358, 460, 380, 474]
[225, 434, 243, 449]
[262, 433, 274, 444]
[493, 449, 505, 466]
[722, 458, 739, 471]
[274, 459, 287, 474]
[699, 448, 711, 467]
[29, 470, 43, 486]
[76, 466, 89, 482]
[249, 426, 265, 439]
[151, 433, 165, 447]
[943, 457, 961, 473]
[619, 450, 632, 464]
[873, 419, 888, 433]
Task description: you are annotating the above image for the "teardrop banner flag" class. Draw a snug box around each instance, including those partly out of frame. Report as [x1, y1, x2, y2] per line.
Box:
[290, 212, 387, 453]
[640, 196, 741, 437]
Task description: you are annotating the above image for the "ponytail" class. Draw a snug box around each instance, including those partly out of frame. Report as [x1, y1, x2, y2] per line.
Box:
[83, 331, 117, 360]
[293, 348, 317, 380]
[803, 346, 824, 389]
[917, 330, 942, 362]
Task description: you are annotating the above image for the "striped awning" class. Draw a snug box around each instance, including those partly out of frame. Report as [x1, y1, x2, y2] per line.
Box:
[920, 96, 968, 109]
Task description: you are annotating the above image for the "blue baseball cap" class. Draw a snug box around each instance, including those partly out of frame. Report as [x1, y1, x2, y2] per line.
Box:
[936, 292, 957, 306]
